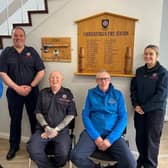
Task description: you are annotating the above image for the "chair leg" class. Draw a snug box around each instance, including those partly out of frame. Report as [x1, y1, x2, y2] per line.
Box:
[68, 160, 73, 168]
[28, 158, 32, 168]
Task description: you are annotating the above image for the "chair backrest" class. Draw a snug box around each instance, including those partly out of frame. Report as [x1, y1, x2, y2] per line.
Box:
[68, 118, 75, 139]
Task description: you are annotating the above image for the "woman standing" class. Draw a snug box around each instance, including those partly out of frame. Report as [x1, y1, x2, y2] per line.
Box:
[130, 44, 168, 168]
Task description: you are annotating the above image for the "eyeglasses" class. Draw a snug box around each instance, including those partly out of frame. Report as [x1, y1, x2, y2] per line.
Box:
[96, 78, 111, 81]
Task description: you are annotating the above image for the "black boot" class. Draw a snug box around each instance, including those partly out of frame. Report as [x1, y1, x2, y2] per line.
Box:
[136, 158, 143, 168]
[6, 147, 19, 160]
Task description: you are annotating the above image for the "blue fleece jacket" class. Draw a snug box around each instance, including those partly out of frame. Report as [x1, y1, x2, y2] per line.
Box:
[82, 84, 127, 144]
[0, 78, 3, 98]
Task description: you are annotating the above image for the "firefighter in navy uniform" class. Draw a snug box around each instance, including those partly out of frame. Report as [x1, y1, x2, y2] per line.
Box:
[0, 27, 45, 160]
[27, 71, 77, 168]
[130, 45, 168, 168]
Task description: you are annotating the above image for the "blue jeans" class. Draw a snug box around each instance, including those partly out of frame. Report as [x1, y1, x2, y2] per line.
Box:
[70, 130, 136, 168]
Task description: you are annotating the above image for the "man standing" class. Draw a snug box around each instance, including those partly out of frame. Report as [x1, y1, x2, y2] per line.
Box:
[70, 70, 136, 168]
[27, 71, 77, 168]
[0, 26, 45, 160]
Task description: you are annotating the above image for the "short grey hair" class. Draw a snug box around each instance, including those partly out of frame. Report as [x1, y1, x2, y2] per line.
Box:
[96, 69, 111, 78]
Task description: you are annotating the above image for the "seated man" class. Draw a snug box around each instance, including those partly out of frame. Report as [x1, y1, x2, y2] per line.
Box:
[70, 70, 136, 168]
[27, 71, 77, 168]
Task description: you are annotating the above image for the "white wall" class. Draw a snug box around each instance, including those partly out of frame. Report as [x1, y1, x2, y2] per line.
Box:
[0, 0, 164, 153]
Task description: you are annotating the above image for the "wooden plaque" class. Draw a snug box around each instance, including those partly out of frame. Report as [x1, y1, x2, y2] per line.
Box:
[75, 12, 138, 76]
[41, 37, 71, 62]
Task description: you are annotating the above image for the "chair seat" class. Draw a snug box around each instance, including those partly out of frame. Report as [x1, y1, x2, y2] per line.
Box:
[91, 150, 114, 161]
[90, 149, 117, 167]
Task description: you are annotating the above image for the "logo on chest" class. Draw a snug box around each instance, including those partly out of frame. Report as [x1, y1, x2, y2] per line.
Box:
[25, 52, 32, 59]
[59, 94, 70, 103]
[108, 98, 116, 104]
[149, 73, 158, 80]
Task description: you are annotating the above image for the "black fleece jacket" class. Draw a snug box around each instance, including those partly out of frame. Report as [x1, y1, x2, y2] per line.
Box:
[130, 61, 168, 113]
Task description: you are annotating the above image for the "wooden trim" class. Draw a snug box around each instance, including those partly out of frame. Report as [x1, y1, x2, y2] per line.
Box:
[0, 35, 11, 49]
[75, 72, 135, 78]
[75, 12, 138, 23]
[0, 0, 48, 49]
[75, 12, 137, 76]
[13, 0, 48, 27]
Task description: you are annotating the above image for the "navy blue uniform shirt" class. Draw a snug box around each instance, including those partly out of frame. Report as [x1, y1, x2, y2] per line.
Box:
[35, 87, 77, 129]
[0, 46, 45, 85]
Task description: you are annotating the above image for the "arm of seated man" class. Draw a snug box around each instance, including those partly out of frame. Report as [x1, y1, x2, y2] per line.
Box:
[47, 115, 75, 139]
[36, 113, 75, 139]
[36, 113, 55, 139]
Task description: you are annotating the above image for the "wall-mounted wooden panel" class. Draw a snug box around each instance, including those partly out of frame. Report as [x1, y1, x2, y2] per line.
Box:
[41, 37, 71, 62]
[75, 12, 138, 77]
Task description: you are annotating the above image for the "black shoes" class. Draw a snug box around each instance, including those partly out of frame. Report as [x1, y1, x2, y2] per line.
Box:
[0, 164, 3, 168]
[6, 147, 19, 160]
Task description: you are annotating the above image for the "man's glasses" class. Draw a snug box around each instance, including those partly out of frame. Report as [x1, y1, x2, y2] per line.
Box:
[96, 78, 111, 81]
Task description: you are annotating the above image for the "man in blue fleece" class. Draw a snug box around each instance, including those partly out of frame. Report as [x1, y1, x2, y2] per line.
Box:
[70, 70, 136, 168]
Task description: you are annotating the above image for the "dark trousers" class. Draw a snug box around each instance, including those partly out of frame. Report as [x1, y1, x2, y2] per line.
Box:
[27, 129, 71, 168]
[6, 87, 38, 149]
[70, 130, 136, 168]
[134, 110, 165, 168]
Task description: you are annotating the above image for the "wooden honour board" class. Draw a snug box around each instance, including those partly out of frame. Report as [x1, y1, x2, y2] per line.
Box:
[75, 12, 138, 76]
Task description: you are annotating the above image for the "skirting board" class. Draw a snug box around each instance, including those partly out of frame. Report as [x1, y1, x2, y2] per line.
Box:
[0, 132, 29, 143]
